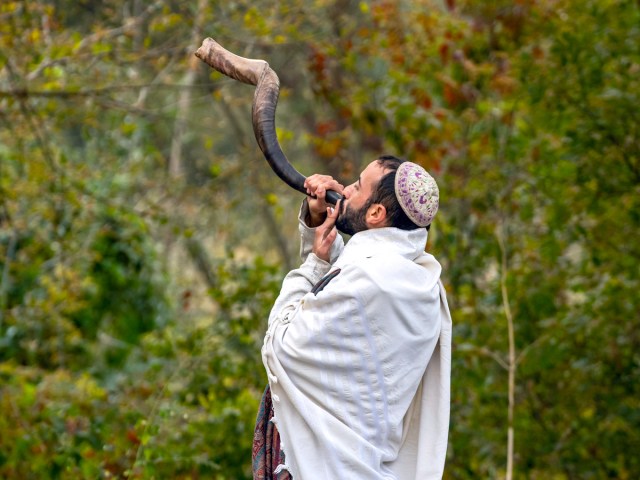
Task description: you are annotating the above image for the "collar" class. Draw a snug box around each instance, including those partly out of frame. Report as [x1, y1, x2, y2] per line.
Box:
[334, 227, 428, 267]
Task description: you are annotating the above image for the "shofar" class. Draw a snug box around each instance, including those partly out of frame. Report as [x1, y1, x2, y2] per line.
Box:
[195, 38, 342, 205]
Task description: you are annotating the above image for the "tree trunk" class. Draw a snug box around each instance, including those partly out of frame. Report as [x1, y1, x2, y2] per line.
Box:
[169, 0, 208, 178]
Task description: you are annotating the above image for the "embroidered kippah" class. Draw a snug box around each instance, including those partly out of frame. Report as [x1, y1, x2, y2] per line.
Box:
[394, 162, 439, 227]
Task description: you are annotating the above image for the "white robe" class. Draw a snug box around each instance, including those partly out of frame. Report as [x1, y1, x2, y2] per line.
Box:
[261, 203, 452, 479]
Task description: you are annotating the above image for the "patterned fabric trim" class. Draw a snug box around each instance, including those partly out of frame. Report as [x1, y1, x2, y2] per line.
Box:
[252, 385, 292, 480]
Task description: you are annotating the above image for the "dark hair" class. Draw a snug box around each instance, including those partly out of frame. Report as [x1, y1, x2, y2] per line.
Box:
[369, 155, 430, 231]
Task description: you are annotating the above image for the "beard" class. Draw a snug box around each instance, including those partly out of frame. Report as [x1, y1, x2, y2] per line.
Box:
[335, 199, 372, 236]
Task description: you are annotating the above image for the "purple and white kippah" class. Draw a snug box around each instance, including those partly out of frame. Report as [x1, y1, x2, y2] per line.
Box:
[394, 162, 439, 227]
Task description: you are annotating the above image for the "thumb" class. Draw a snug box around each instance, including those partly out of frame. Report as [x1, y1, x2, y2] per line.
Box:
[325, 204, 339, 226]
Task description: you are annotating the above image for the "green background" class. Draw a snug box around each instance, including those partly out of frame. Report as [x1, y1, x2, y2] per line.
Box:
[1, 0, 639, 478]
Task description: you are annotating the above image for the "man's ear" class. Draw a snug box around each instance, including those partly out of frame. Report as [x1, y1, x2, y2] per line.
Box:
[366, 203, 387, 228]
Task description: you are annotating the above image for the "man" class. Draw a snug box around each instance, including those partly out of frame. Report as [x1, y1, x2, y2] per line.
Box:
[253, 155, 452, 479]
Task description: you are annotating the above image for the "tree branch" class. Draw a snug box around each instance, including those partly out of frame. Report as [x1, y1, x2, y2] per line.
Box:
[497, 225, 516, 480]
[169, 0, 209, 178]
[457, 343, 510, 371]
[0, 83, 220, 99]
[0, 230, 18, 329]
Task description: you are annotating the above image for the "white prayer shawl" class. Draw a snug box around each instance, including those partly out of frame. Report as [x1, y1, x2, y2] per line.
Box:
[262, 205, 452, 479]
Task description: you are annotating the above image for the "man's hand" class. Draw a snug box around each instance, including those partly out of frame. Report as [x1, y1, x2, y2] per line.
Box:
[312, 202, 340, 262]
[304, 174, 344, 228]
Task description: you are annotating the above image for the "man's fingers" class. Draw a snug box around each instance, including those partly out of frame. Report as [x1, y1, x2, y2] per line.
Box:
[330, 201, 341, 220]
[324, 227, 337, 246]
[307, 178, 343, 229]
[304, 175, 344, 198]
[322, 205, 338, 232]
[313, 205, 339, 261]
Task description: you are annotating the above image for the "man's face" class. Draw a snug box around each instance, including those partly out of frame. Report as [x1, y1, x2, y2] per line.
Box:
[335, 161, 388, 235]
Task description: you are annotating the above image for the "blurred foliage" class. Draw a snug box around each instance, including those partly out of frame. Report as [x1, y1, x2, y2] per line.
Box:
[0, 256, 280, 479]
[1, 0, 639, 478]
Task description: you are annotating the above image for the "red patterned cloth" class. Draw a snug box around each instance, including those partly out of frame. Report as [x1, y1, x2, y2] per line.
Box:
[252, 385, 292, 480]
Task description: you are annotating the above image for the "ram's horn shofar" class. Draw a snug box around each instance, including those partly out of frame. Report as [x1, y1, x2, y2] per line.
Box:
[195, 38, 342, 206]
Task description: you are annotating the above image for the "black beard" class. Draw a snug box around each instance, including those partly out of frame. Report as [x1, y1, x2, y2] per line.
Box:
[336, 199, 371, 236]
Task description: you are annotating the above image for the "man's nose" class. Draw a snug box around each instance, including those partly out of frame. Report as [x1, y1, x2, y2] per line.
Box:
[343, 185, 352, 198]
